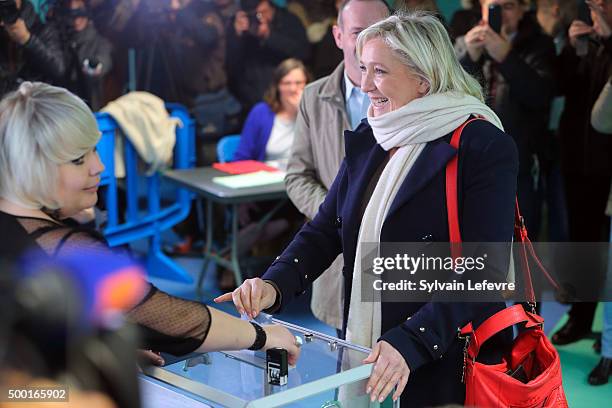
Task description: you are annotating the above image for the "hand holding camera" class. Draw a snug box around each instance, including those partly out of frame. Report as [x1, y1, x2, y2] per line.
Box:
[0, 0, 29, 45]
[569, 19, 594, 48]
[234, 9, 249, 36]
[586, 0, 611, 39]
[464, 17, 511, 63]
[570, 0, 611, 56]
[482, 25, 511, 62]
[3, 16, 29, 44]
[234, 8, 270, 39]
[82, 57, 103, 77]
[0, 0, 19, 25]
[464, 21, 487, 62]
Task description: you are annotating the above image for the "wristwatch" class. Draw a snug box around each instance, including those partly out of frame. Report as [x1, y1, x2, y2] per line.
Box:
[248, 321, 267, 351]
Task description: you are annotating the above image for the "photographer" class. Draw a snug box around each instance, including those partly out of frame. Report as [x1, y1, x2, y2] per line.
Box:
[227, 0, 310, 113]
[455, 0, 556, 240]
[58, 0, 112, 111]
[0, 0, 66, 97]
[162, 0, 228, 108]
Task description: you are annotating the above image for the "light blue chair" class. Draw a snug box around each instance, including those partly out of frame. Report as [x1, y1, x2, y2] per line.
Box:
[216, 134, 241, 163]
[95, 103, 196, 282]
[214, 134, 242, 251]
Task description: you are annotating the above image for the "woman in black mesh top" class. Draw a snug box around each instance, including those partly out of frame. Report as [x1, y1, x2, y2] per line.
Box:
[0, 81, 300, 364]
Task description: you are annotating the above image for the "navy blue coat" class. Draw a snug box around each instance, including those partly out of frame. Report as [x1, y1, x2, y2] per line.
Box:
[264, 118, 519, 406]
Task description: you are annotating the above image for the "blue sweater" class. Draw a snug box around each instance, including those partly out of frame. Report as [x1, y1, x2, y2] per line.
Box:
[233, 102, 276, 161]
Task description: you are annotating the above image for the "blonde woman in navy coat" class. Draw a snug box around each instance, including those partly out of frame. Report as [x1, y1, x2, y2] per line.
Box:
[217, 11, 518, 407]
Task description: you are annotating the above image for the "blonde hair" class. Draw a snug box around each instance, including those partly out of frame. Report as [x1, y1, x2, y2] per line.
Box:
[356, 11, 484, 102]
[0, 82, 100, 210]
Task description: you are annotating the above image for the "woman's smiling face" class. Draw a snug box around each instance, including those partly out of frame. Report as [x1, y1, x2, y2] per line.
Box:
[359, 37, 429, 117]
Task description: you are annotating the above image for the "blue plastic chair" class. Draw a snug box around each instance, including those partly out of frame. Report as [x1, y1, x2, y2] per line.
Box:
[95, 103, 196, 283]
[216, 134, 241, 163]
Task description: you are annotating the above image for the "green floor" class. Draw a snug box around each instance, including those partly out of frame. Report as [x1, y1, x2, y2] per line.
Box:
[554, 304, 612, 407]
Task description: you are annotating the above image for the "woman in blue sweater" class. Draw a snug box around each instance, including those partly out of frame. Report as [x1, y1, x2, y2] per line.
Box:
[222, 59, 311, 290]
[233, 58, 310, 169]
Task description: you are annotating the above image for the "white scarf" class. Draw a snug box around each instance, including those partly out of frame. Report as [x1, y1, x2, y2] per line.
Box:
[346, 92, 503, 349]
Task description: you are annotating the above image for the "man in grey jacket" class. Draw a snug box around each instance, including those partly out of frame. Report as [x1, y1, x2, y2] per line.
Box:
[284, 0, 390, 334]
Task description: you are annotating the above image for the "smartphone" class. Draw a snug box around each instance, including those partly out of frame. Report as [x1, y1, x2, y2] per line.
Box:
[488, 4, 502, 34]
[577, 0, 593, 25]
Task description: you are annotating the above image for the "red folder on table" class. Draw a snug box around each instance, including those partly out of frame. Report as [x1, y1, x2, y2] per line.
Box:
[212, 160, 279, 175]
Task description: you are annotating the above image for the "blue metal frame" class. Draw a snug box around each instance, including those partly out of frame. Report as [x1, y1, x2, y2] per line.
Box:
[95, 103, 196, 282]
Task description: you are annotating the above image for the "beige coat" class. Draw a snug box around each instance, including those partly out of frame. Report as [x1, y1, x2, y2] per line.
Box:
[285, 62, 350, 330]
[102, 92, 180, 178]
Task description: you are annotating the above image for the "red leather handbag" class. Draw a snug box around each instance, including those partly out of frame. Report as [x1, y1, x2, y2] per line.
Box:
[445, 118, 569, 407]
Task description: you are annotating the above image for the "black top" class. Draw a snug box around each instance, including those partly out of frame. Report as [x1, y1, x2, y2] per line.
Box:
[0, 210, 210, 356]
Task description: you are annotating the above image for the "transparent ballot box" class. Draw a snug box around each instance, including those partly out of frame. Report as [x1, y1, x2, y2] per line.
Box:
[143, 316, 400, 407]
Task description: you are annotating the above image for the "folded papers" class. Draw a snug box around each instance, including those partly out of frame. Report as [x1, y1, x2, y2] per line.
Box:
[212, 171, 286, 189]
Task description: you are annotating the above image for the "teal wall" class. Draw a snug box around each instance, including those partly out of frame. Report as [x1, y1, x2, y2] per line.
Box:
[436, 0, 463, 22]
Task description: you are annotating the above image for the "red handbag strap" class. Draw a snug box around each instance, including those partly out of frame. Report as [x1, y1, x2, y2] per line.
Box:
[446, 118, 561, 303]
[460, 304, 544, 357]
[448, 118, 563, 364]
[514, 200, 536, 303]
[514, 200, 560, 294]
[446, 117, 482, 259]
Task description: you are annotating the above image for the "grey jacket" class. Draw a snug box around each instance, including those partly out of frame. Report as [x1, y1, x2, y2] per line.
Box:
[285, 62, 350, 329]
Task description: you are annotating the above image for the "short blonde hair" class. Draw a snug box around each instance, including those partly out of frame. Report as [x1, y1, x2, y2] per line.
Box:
[0, 82, 100, 210]
[356, 11, 484, 102]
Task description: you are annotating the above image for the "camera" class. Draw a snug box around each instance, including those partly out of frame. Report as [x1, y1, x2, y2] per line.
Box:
[0, 0, 20, 25]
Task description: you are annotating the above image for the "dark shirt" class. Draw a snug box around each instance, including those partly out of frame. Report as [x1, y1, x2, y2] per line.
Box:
[0, 210, 210, 356]
[557, 35, 612, 176]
